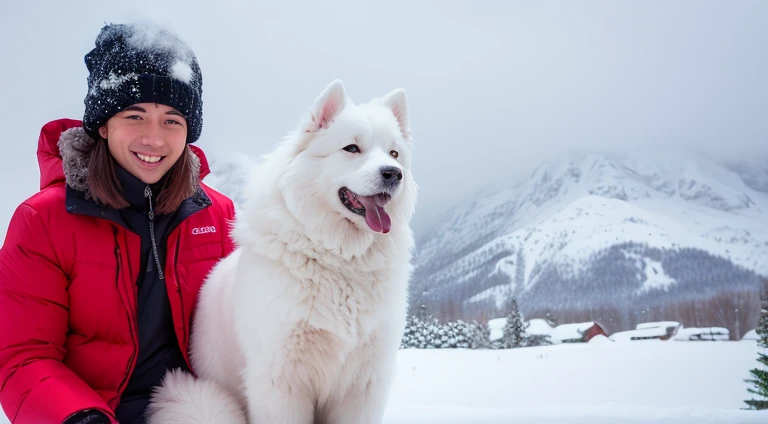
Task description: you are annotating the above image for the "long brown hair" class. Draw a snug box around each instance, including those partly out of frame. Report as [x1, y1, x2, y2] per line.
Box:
[87, 140, 197, 215]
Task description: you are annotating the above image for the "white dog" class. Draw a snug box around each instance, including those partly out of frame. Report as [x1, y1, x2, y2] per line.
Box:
[147, 79, 417, 424]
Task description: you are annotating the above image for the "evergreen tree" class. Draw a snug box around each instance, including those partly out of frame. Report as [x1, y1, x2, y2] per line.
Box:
[412, 316, 429, 349]
[469, 320, 492, 349]
[437, 322, 450, 348]
[522, 333, 552, 347]
[453, 320, 471, 348]
[745, 279, 768, 410]
[441, 321, 458, 348]
[399, 304, 444, 349]
[500, 298, 526, 349]
[400, 314, 419, 349]
[422, 317, 441, 348]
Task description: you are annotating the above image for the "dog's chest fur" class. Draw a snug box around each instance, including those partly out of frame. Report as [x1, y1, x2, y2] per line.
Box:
[277, 239, 398, 345]
[233, 231, 407, 401]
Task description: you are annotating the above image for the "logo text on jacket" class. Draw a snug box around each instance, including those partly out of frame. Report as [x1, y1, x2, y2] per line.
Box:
[192, 226, 217, 235]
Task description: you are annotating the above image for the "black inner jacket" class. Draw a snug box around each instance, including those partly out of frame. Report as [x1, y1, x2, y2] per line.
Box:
[65, 161, 211, 424]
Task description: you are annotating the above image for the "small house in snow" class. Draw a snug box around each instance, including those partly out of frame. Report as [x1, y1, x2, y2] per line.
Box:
[526, 318, 555, 338]
[674, 327, 729, 341]
[551, 322, 607, 344]
[636, 321, 681, 333]
[610, 321, 681, 342]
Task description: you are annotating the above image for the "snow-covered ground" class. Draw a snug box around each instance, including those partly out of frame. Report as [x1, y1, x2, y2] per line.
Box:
[1, 341, 765, 423]
[383, 340, 768, 423]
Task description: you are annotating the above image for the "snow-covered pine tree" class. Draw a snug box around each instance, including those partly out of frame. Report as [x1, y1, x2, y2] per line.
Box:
[745, 278, 768, 410]
[437, 320, 469, 349]
[522, 333, 552, 347]
[453, 320, 471, 348]
[437, 322, 450, 348]
[400, 304, 443, 349]
[399, 319, 409, 348]
[469, 320, 491, 349]
[405, 316, 482, 349]
[423, 317, 442, 349]
[415, 316, 429, 348]
[400, 313, 420, 349]
[500, 298, 526, 349]
[413, 316, 428, 349]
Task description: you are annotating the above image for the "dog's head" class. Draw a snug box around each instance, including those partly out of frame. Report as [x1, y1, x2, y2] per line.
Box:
[271, 80, 417, 249]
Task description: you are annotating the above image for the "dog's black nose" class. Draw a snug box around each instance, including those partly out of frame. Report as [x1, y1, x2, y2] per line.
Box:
[380, 166, 403, 187]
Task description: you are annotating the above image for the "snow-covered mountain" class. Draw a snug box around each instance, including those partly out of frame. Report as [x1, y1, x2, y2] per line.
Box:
[410, 153, 768, 326]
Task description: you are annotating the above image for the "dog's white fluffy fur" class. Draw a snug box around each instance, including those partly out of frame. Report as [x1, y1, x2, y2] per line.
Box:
[147, 79, 417, 424]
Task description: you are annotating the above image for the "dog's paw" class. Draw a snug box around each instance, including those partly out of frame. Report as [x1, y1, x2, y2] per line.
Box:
[146, 368, 247, 424]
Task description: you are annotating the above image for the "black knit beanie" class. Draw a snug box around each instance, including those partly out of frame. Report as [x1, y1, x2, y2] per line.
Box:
[83, 23, 203, 143]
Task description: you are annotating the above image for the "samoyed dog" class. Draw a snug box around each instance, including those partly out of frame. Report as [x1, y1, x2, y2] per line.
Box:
[147, 79, 417, 424]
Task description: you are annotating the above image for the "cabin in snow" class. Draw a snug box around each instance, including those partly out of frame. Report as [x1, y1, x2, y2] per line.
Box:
[610, 321, 681, 342]
[527, 319, 555, 338]
[550, 322, 608, 344]
[488, 318, 606, 344]
[675, 327, 730, 341]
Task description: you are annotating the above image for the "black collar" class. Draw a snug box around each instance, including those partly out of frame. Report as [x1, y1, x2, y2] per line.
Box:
[114, 163, 167, 212]
[65, 168, 212, 234]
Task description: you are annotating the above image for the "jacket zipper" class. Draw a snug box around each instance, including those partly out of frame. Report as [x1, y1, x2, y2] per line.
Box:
[174, 233, 188, 351]
[114, 240, 137, 397]
[144, 185, 164, 280]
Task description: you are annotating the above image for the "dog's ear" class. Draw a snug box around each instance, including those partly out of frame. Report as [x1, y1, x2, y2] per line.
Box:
[306, 79, 347, 133]
[378, 88, 410, 141]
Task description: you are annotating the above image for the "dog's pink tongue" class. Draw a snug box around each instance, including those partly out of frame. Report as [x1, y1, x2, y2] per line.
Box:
[358, 196, 392, 233]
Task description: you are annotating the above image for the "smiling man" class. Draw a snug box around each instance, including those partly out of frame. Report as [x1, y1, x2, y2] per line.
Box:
[98, 104, 188, 184]
[0, 22, 237, 424]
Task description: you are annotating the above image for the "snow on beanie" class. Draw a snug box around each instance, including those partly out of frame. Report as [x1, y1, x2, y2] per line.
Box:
[82, 23, 203, 143]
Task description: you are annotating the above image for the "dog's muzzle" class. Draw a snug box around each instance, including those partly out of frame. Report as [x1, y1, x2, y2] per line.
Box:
[379, 166, 403, 190]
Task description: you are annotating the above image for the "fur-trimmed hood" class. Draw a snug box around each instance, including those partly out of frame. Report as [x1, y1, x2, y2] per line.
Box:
[36, 119, 210, 195]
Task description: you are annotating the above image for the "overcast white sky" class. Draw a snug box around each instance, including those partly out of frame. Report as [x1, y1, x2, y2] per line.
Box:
[1, 0, 766, 238]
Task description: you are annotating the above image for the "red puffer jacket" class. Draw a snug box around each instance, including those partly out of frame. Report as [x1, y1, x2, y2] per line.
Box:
[0, 119, 236, 423]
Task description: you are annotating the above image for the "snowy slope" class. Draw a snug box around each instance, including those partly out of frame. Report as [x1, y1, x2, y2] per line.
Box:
[411, 153, 768, 318]
[1, 342, 761, 423]
[384, 341, 768, 423]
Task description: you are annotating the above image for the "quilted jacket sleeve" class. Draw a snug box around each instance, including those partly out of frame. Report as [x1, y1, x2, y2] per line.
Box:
[0, 203, 117, 424]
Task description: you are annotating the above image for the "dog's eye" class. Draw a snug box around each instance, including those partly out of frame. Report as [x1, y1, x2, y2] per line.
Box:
[343, 144, 361, 153]
[390, 150, 399, 159]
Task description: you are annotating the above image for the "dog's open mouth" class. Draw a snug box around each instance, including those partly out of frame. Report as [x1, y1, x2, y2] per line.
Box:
[339, 187, 392, 233]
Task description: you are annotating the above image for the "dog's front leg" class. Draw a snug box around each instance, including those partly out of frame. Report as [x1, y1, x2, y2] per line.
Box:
[322, 381, 391, 424]
[321, 329, 399, 424]
[244, 365, 315, 424]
